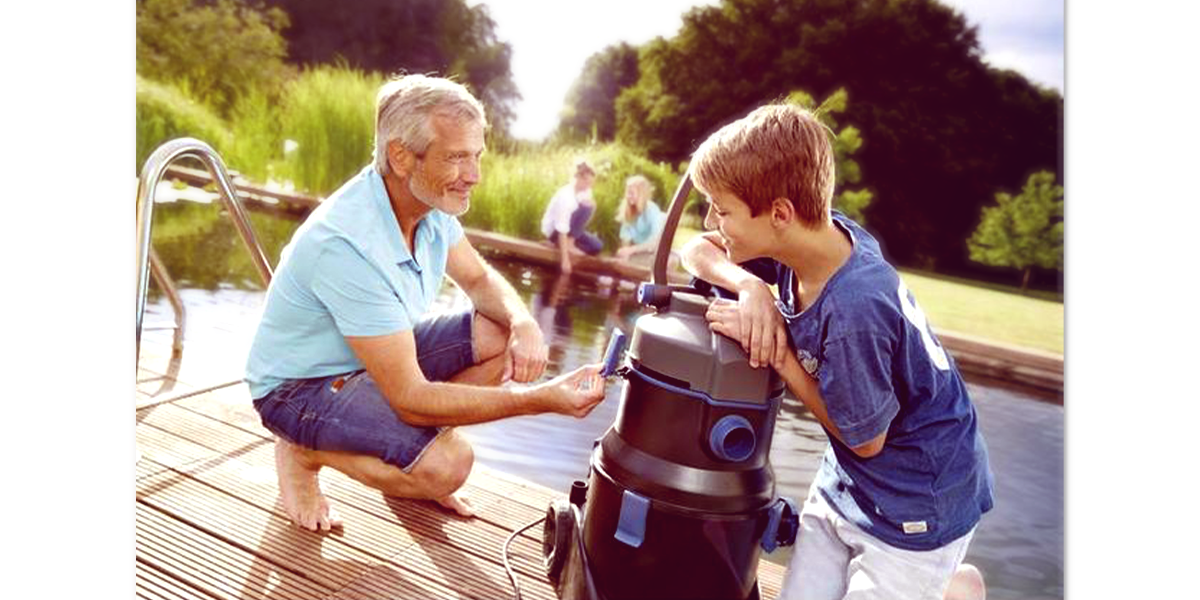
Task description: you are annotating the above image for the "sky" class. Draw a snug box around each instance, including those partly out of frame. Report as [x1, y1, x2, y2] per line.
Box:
[476, 0, 1065, 141]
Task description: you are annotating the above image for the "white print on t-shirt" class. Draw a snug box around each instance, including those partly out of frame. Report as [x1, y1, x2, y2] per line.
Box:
[796, 348, 820, 377]
[896, 279, 950, 370]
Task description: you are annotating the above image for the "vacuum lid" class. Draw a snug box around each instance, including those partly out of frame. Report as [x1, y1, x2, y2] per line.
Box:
[628, 291, 783, 403]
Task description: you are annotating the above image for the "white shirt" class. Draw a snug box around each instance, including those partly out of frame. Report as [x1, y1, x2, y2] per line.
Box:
[540, 183, 593, 238]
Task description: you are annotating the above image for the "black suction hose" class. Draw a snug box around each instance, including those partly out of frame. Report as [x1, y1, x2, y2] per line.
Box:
[503, 515, 546, 600]
[651, 174, 694, 286]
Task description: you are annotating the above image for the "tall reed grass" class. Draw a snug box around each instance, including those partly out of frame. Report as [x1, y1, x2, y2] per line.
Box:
[276, 66, 382, 196]
[137, 66, 694, 251]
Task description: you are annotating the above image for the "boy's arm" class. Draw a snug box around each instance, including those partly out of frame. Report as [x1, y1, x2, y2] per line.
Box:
[772, 349, 886, 458]
[682, 232, 788, 368]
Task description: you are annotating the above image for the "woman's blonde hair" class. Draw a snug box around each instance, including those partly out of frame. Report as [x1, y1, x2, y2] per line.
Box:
[617, 174, 654, 223]
[690, 103, 835, 228]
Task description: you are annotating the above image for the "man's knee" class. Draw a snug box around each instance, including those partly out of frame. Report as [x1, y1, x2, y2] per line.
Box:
[409, 430, 474, 498]
[472, 312, 509, 362]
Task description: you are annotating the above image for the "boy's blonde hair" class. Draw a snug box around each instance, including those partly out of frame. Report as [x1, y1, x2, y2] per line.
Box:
[617, 174, 654, 223]
[690, 103, 835, 227]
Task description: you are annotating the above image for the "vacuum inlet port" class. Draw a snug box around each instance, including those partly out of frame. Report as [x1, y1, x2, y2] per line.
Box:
[709, 415, 756, 462]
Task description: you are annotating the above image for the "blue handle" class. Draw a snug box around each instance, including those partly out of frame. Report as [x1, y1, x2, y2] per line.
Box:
[760, 497, 800, 553]
[600, 329, 628, 377]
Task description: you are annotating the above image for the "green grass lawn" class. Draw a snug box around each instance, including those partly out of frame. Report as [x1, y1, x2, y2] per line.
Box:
[899, 270, 1062, 355]
[671, 225, 1063, 355]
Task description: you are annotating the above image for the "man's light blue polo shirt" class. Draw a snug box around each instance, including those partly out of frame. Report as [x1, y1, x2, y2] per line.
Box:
[244, 165, 464, 399]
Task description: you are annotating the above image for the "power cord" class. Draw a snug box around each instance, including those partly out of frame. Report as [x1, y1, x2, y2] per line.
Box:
[503, 516, 547, 600]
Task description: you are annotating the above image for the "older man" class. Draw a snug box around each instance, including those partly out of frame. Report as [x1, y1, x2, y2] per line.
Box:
[246, 75, 607, 531]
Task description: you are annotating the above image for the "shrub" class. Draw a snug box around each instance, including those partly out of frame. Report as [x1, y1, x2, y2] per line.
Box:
[136, 0, 291, 117]
[135, 75, 232, 173]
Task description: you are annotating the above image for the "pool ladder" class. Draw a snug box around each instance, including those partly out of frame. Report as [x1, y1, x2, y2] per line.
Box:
[135, 138, 273, 371]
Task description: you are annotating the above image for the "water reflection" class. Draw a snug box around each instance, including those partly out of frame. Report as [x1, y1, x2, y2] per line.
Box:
[144, 199, 1064, 600]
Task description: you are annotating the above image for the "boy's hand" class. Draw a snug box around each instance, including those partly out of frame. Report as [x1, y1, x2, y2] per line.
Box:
[533, 364, 607, 418]
[706, 296, 786, 368]
[707, 281, 788, 369]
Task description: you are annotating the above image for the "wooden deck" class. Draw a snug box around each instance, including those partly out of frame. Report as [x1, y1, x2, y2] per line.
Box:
[135, 338, 787, 600]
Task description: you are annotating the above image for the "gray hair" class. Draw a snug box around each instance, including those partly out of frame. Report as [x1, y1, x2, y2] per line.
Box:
[373, 74, 488, 176]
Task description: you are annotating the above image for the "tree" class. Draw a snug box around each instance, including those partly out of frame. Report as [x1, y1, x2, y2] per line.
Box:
[967, 171, 1063, 291]
[606, 0, 1062, 278]
[262, 0, 520, 138]
[136, 0, 291, 117]
[785, 88, 873, 223]
[556, 43, 641, 143]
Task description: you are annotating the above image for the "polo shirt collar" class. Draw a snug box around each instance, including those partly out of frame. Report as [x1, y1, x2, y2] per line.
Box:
[366, 167, 420, 267]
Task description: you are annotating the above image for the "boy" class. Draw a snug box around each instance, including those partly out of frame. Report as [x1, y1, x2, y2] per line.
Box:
[680, 103, 993, 600]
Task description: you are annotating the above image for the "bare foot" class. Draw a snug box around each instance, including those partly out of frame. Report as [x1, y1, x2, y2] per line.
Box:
[435, 492, 476, 518]
[274, 438, 343, 531]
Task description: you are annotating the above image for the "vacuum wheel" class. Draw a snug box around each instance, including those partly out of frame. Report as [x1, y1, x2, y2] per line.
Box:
[542, 499, 575, 582]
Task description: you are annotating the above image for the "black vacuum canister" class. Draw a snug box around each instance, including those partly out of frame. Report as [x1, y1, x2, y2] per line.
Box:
[544, 284, 798, 600]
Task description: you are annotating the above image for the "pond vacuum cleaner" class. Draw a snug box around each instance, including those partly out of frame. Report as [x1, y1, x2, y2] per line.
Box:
[539, 176, 799, 600]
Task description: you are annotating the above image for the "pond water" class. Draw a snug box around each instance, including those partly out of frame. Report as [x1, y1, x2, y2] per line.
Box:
[143, 196, 1064, 600]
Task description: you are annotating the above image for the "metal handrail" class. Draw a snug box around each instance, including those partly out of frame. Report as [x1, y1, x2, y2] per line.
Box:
[135, 138, 274, 363]
[146, 246, 185, 354]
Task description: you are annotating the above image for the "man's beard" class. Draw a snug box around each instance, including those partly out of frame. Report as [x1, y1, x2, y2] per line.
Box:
[408, 173, 468, 217]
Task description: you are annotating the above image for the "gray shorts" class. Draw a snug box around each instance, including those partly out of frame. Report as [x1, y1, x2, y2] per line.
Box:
[778, 481, 976, 600]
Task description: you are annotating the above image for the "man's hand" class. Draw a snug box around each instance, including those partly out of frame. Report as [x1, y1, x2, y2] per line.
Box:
[532, 364, 607, 418]
[705, 281, 789, 368]
[504, 318, 549, 383]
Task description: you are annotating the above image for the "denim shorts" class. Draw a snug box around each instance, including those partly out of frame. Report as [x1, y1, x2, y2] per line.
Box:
[253, 309, 478, 472]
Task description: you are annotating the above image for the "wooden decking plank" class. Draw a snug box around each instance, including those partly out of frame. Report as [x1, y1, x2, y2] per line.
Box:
[136, 414, 228, 472]
[136, 427, 427, 569]
[192, 441, 558, 598]
[138, 470, 376, 592]
[173, 382, 272, 436]
[137, 503, 333, 600]
[327, 561, 469, 600]
[144, 403, 548, 562]
[137, 387, 787, 599]
[136, 559, 214, 600]
[759, 562, 784, 599]
[139, 401, 270, 459]
[137, 419, 552, 599]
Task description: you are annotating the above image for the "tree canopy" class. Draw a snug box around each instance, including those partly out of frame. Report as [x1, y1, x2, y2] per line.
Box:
[262, 0, 520, 137]
[555, 43, 641, 143]
[136, 0, 291, 116]
[559, 0, 1062, 279]
[968, 171, 1063, 291]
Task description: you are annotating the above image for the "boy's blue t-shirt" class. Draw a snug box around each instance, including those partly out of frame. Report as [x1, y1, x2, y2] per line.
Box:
[752, 212, 994, 551]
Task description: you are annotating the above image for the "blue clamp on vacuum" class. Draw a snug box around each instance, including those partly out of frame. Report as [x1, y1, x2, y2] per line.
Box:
[636, 282, 673, 309]
[760, 497, 800, 553]
[600, 329, 628, 377]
